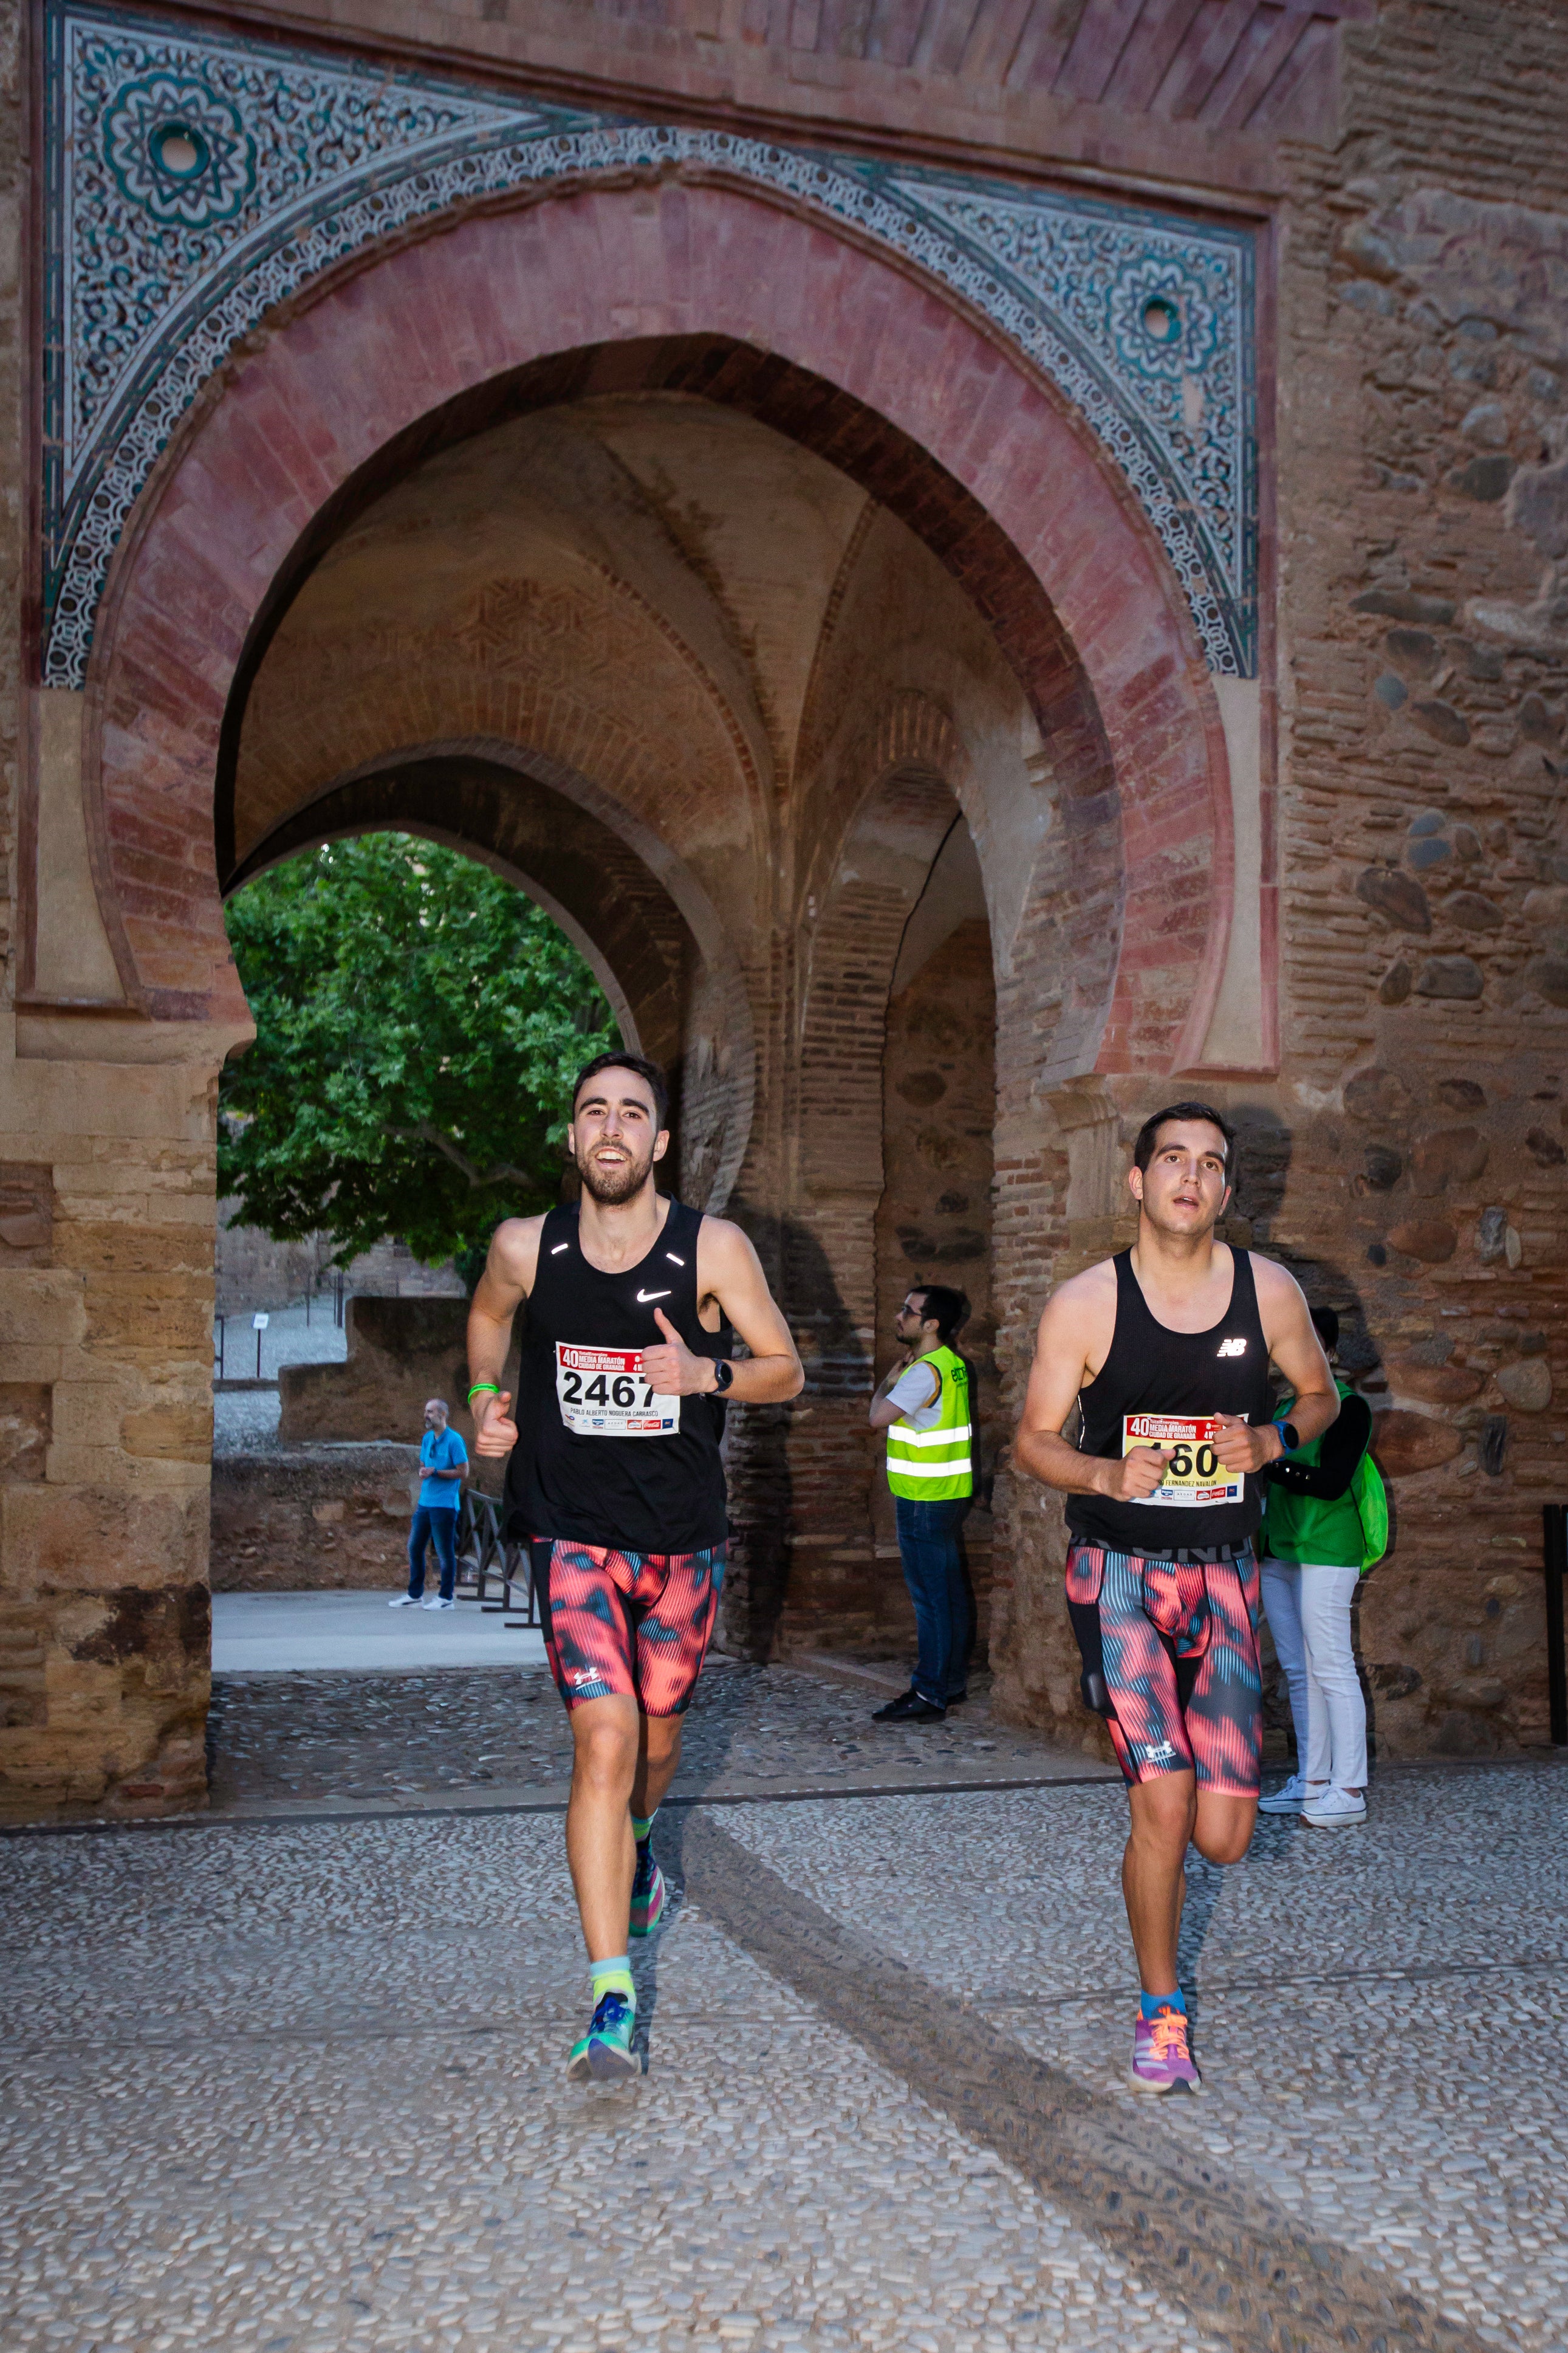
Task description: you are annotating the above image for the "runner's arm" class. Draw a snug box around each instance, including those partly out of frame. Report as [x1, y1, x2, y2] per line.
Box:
[1214, 1259, 1339, 1474]
[1013, 1273, 1173, 1503]
[642, 1220, 803, 1403]
[1264, 1393, 1371, 1499]
[465, 1215, 544, 1457]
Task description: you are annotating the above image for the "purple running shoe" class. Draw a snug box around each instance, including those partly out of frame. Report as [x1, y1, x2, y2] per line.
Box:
[1130, 2002, 1203, 2095]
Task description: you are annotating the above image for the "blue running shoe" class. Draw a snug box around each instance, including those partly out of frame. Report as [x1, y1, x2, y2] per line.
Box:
[566, 1990, 637, 2082]
[629, 1843, 666, 1939]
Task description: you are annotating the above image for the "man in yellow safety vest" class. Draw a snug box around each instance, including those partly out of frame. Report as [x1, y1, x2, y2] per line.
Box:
[868, 1283, 975, 1722]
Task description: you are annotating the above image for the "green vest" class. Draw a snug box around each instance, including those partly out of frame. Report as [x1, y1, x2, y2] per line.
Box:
[886, 1346, 974, 1502]
[1260, 1379, 1388, 1573]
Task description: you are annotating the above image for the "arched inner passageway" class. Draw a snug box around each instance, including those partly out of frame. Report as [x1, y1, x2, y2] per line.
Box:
[215, 383, 1027, 1650]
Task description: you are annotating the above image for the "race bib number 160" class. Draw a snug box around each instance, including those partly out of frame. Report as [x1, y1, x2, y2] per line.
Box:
[1122, 1414, 1243, 1508]
[556, 1344, 679, 1437]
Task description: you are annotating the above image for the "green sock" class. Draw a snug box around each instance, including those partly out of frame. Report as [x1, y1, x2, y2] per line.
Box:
[590, 1955, 634, 2007]
[632, 1811, 656, 1846]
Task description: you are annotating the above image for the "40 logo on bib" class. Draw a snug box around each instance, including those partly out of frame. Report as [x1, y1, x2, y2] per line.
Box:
[556, 1344, 679, 1437]
[1122, 1414, 1244, 1508]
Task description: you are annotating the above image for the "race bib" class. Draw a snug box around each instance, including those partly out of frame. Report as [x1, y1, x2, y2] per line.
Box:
[556, 1344, 679, 1437]
[1121, 1414, 1244, 1508]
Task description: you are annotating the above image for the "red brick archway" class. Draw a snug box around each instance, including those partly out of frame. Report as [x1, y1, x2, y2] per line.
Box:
[83, 170, 1233, 1073]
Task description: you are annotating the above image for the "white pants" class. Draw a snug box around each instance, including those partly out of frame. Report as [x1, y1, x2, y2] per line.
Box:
[1258, 1558, 1368, 1791]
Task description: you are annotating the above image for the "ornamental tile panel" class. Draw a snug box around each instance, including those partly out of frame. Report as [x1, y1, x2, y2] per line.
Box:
[43, 1, 1258, 685]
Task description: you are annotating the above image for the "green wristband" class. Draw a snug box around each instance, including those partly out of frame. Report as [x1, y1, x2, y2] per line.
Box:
[467, 1382, 501, 1402]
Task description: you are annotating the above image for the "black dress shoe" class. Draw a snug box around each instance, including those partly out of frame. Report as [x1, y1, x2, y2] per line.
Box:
[872, 1688, 948, 1723]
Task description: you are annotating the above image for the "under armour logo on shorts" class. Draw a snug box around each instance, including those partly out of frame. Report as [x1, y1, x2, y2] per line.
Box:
[1216, 1337, 1247, 1356]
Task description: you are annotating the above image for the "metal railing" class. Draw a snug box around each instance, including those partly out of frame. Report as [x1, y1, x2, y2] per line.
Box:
[454, 1489, 538, 1626]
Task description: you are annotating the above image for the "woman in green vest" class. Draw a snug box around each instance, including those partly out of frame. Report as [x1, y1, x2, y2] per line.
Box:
[867, 1283, 975, 1723]
[1258, 1305, 1385, 1829]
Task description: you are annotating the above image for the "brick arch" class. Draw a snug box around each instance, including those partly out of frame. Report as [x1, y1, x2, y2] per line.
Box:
[784, 726, 984, 1618]
[798, 738, 968, 1279]
[83, 172, 1232, 1070]
[231, 743, 758, 1216]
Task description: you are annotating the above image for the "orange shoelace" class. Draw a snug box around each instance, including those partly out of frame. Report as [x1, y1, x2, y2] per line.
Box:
[1148, 2008, 1190, 2060]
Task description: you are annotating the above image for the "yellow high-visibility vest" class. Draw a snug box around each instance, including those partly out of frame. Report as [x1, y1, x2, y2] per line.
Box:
[886, 1346, 973, 1502]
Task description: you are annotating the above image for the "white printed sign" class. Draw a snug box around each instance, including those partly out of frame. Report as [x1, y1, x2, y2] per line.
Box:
[1121, 1414, 1244, 1508]
[555, 1343, 679, 1437]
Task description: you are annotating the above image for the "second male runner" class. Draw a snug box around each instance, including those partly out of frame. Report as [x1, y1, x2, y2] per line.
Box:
[1015, 1102, 1337, 2094]
[467, 1052, 802, 2081]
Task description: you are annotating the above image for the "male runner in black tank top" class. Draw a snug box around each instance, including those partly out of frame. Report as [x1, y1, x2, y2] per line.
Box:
[1015, 1102, 1337, 2094]
[466, 1052, 802, 2082]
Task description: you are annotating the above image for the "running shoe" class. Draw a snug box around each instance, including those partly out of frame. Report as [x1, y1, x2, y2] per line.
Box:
[566, 1991, 638, 2083]
[1130, 2004, 1203, 2095]
[1257, 1771, 1307, 1815]
[1302, 1787, 1367, 1828]
[629, 1845, 666, 1938]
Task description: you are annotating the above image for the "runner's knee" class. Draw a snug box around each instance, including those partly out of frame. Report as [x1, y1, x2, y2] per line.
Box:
[1128, 1775, 1197, 1849]
[1191, 1804, 1255, 1866]
[573, 1714, 639, 1787]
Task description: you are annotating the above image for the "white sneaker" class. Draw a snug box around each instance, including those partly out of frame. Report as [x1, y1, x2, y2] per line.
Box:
[422, 1595, 455, 1611]
[1257, 1772, 1306, 1815]
[388, 1594, 420, 1609]
[1302, 1787, 1366, 1828]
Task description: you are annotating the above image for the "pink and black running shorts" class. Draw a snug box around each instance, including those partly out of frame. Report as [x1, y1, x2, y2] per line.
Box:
[530, 1538, 725, 1717]
[1065, 1541, 1262, 1796]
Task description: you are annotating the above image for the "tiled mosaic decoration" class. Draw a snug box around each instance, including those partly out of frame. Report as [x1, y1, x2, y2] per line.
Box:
[42, 1, 1257, 687]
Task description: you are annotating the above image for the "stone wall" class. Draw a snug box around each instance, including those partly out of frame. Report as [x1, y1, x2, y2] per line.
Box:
[869, 913, 1000, 1657]
[278, 1297, 517, 1452]
[213, 1204, 465, 1316]
[210, 1445, 419, 1592]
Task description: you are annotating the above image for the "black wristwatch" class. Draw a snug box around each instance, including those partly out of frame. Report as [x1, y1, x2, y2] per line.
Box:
[710, 1358, 734, 1395]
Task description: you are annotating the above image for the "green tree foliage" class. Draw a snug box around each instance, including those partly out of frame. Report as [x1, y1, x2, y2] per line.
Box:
[220, 833, 617, 1274]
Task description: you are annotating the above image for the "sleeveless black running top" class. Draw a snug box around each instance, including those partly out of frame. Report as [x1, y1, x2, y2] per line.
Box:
[505, 1197, 730, 1555]
[1066, 1247, 1273, 1554]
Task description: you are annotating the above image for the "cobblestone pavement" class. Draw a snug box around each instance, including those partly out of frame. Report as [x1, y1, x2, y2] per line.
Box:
[721, 1767, 1567, 2351]
[206, 1657, 1115, 1815]
[2, 1811, 1224, 2353]
[5, 1666, 1561, 2351]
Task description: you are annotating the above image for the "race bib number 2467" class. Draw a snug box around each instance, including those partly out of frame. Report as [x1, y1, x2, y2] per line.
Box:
[1121, 1414, 1243, 1508]
[556, 1344, 679, 1437]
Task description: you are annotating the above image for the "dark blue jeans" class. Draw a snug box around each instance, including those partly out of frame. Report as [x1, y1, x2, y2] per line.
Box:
[894, 1495, 971, 1705]
[407, 1505, 459, 1600]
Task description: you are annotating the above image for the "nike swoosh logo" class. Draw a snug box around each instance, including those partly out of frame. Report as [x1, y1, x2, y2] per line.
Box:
[636, 1288, 671, 1304]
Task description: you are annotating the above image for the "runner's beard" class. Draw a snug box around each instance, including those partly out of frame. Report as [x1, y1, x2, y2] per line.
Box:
[577, 1140, 656, 1205]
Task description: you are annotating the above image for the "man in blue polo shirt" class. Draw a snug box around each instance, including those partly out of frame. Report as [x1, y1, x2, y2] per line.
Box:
[390, 1396, 469, 1610]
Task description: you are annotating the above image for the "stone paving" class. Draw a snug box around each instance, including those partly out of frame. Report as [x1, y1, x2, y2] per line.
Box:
[4, 1661, 1563, 2351]
[205, 1657, 1112, 1816]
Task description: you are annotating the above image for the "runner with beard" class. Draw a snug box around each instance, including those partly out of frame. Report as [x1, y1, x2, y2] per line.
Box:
[1014, 1103, 1338, 2094]
[467, 1052, 803, 2080]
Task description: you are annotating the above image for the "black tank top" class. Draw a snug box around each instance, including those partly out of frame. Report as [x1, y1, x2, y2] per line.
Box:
[1066, 1247, 1273, 1554]
[505, 1197, 730, 1554]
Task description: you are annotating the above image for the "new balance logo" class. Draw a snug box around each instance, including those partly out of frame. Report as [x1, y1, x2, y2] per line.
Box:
[1216, 1337, 1247, 1357]
[637, 1288, 671, 1304]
